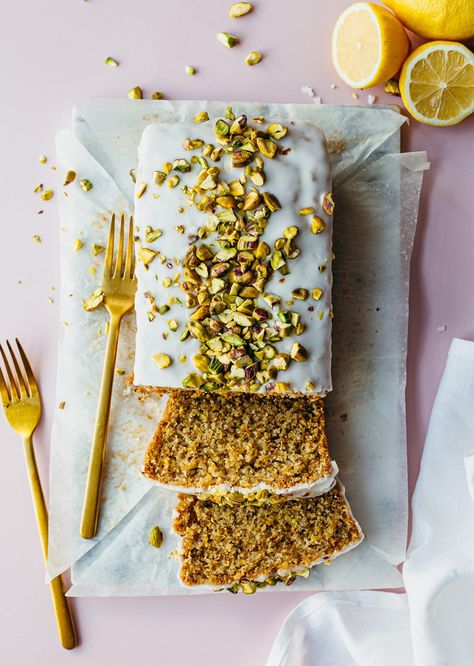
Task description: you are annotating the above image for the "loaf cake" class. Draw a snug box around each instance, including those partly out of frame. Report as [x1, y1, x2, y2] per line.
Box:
[133, 110, 334, 395]
[143, 391, 337, 499]
[172, 483, 363, 592]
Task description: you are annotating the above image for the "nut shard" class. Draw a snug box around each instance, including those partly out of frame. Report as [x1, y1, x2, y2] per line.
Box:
[173, 484, 363, 589]
[143, 392, 337, 497]
[133, 115, 333, 395]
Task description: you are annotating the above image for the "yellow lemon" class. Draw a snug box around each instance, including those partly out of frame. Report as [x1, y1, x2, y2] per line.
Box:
[332, 2, 410, 89]
[384, 0, 474, 41]
[400, 41, 474, 126]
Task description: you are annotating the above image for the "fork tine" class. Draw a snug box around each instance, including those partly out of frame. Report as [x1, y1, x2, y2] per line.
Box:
[114, 214, 125, 278]
[0, 365, 11, 404]
[104, 213, 115, 279]
[16, 338, 38, 398]
[0, 343, 19, 400]
[6, 340, 28, 399]
[124, 216, 135, 279]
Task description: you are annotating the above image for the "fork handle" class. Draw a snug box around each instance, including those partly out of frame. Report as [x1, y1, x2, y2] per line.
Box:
[80, 312, 122, 539]
[23, 436, 77, 649]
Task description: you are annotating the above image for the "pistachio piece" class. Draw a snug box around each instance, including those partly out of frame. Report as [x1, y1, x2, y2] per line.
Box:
[153, 354, 172, 369]
[216, 32, 239, 48]
[185, 65, 196, 76]
[80, 179, 93, 192]
[322, 192, 335, 215]
[153, 170, 166, 185]
[138, 247, 158, 265]
[229, 114, 247, 134]
[194, 111, 209, 123]
[149, 526, 163, 548]
[384, 78, 400, 96]
[262, 192, 281, 211]
[136, 182, 147, 198]
[39, 154, 47, 164]
[245, 51, 262, 66]
[128, 86, 143, 99]
[241, 581, 257, 594]
[104, 56, 119, 67]
[305, 381, 315, 391]
[249, 168, 265, 186]
[182, 373, 205, 389]
[83, 288, 104, 311]
[192, 354, 210, 373]
[41, 189, 54, 201]
[145, 226, 162, 242]
[267, 123, 288, 140]
[311, 216, 326, 234]
[298, 207, 314, 215]
[274, 382, 291, 392]
[92, 243, 105, 256]
[214, 119, 230, 137]
[290, 342, 307, 361]
[229, 2, 253, 17]
[167, 175, 180, 188]
[292, 288, 308, 300]
[311, 287, 323, 301]
[256, 137, 277, 159]
[74, 239, 83, 251]
[167, 319, 178, 332]
[216, 195, 236, 209]
[151, 91, 164, 100]
[242, 191, 261, 210]
[63, 170, 76, 186]
[173, 158, 191, 173]
[162, 162, 173, 175]
[232, 150, 253, 167]
[158, 304, 170, 315]
[270, 250, 285, 271]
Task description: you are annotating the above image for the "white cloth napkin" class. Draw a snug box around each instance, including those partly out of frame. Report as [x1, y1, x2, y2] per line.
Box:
[267, 337, 474, 666]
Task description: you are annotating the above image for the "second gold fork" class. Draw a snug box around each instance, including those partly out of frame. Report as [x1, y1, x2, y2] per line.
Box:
[80, 214, 137, 539]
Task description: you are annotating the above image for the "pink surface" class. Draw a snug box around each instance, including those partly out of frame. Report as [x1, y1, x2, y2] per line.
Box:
[0, 1, 472, 664]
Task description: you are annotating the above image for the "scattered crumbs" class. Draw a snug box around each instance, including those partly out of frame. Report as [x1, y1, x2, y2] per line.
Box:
[80, 178, 93, 192]
[47, 297, 54, 304]
[330, 83, 337, 90]
[340, 413, 348, 422]
[41, 189, 54, 201]
[51, 166, 57, 171]
[185, 65, 196, 76]
[301, 85, 316, 98]
[39, 154, 47, 164]
[437, 324, 447, 333]
[104, 56, 119, 67]
[89, 267, 96, 275]
[351, 92, 359, 100]
[74, 239, 83, 251]
[128, 86, 143, 99]
[116, 368, 126, 376]
[33, 234, 41, 243]
[367, 94, 376, 105]
[58, 401, 66, 410]
[33, 184, 43, 193]
[151, 91, 164, 100]
[17, 280, 22, 284]
[37, 210, 44, 215]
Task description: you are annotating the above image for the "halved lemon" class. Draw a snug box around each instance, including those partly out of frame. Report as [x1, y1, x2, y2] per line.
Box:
[400, 41, 474, 126]
[332, 2, 410, 89]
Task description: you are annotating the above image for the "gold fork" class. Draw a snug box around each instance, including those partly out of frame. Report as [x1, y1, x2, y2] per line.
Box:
[0, 339, 77, 649]
[80, 213, 137, 539]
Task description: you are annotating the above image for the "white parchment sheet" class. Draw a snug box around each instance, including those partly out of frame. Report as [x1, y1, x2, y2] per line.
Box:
[48, 99, 428, 595]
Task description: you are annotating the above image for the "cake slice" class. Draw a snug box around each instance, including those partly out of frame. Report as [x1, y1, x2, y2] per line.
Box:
[143, 391, 337, 499]
[133, 110, 334, 395]
[172, 483, 363, 592]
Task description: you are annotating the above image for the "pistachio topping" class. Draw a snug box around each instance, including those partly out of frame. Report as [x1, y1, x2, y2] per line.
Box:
[41, 189, 54, 201]
[312, 287, 323, 301]
[92, 243, 105, 256]
[153, 170, 166, 186]
[153, 353, 172, 369]
[194, 111, 209, 123]
[216, 32, 239, 48]
[311, 216, 326, 234]
[299, 207, 314, 215]
[33, 234, 41, 243]
[151, 91, 164, 100]
[267, 123, 288, 140]
[185, 65, 196, 76]
[104, 56, 119, 67]
[128, 86, 143, 99]
[80, 179, 93, 192]
[322, 192, 335, 215]
[145, 226, 163, 242]
[229, 2, 253, 17]
[62, 170, 76, 186]
[149, 525, 163, 548]
[245, 51, 262, 66]
[83, 288, 104, 311]
[74, 239, 83, 251]
[39, 154, 47, 164]
[136, 182, 147, 198]
[138, 247, 158, 265]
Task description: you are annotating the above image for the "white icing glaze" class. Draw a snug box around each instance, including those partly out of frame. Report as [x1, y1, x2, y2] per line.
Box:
[133, 116, 333, 394]
[143, 460, 339, 498]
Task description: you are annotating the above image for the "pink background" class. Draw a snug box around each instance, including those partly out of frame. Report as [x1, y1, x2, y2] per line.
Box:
[0, 1, 473, 664]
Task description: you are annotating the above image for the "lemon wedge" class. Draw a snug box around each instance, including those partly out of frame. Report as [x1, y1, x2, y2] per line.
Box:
[400, 41, 474, 126]
[332, 2, 410, 89]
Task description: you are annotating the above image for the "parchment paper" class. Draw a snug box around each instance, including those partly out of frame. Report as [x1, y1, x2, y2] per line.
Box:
[48, 99, 428, 595]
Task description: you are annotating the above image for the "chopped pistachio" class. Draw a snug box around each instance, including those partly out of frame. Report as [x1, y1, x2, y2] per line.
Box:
[33, 234, 41, 243]
[274, 382, 291, 392]
[256, 137, 277, 159]
[138, 247, 158, 265]
[145, 226, 163, 242]
[305, 381, 315, 391]
[290, 342, 308, 361]
[179, 354, 187, 363]
[147, 311, 155, 321]
[262, 192, 281, 212]
[92, 243, 105, 255]
[115, 368, 125, 375]
[229, 114, 247, 134]
[162, 277, 172, 288]
[158, 304, 170, 315]
[173, 159, 191, 173]
[311, 216, 326, 234]
[136, 182, 147, 198]
[151, 91, 164, 100]
[153, 353, 172, 369]
[104, 56, 119, 67]
[167, 175, 180, 188]
[292, 288, 308, 300]
[83, 288, 104, 311]
[229, 2, 253, 17]
[167, 319, 178, 331]
[162, 162, 173, 174]
[299, 207, 314, 215]
[149, 525, 163, 548]
[215, 119, 230, 137]
[216, 32, 239, 48]
[129, 168, 136, 183]
[267, 123, 288, 139]
[185, 65, 196, 76]
[283, 226, 298, 240]
[80, 179, 93, 192]
[74, 239, 83, 251]
[182, 373, 205, 389]
[58, 401, 66, 409]
[41, 189, 54, 201]
[225, 106, 235, 120]
[322, 192, 335, 215]
[245, 51, 262, 66]
[153, 170, 166, 185]
[39, 154, 47, 164]
[128, 86, 143, 99]
[241, 581, 257, 594]
[33, 184, 43, 193]
[312, 288, 323, 300]
[194, 111, 209, 123]
[384, 79, 400, 96]
[63, 170, 76, 186]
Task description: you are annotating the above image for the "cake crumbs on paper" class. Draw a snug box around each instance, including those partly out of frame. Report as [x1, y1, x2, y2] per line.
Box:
[330, 83, 337, 90]
[33, 234, 41, 243]
[39, 154, 47, 164]
[351, 92, 359, 100]
[367, 94, 376, 105]
[47, 297, 54, 304]
[437, 325, 447, 332]
[301, 86, 316, 98]
[58, 401, 66, 410]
